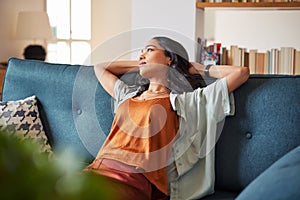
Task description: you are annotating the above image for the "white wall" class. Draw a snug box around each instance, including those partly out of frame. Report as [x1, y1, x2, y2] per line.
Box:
[0, 0, 132, 64]
[91, 0, 132, 64]
[131, 0, 198, 60]
[131, 1, 300, 60]
[203, 9, 300, 52]
[2, 1, 299, 64]
[0, 0, 45, 62]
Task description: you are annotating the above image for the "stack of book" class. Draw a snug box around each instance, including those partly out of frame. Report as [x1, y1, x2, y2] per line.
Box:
[198, 0, 300, 3]
[198, 41, 300, 75]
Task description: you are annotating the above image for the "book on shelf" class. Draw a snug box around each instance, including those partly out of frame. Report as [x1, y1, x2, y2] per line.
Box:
[294, 50, 300, 74]
[249, 49, 257, 74]
[279, 47, 294, 75]
[244, 51, 249, 68]
[230, 45, 244, 66]
[196, 38, 300, 75]
[255, 52, 265, 74]
[221, 47, 228, 65]
[270, 49, 278, 74]
[199, 40, 221, 65]
[196, 37, 206, 63]
[264, 51, 269, 74]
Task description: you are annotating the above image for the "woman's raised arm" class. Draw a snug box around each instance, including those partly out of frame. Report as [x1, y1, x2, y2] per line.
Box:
[94, 60, 140, 98]
[190, 62, 250, 93]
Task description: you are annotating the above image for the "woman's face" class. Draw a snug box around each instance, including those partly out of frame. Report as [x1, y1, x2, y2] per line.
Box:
[138, 39, 171, 79]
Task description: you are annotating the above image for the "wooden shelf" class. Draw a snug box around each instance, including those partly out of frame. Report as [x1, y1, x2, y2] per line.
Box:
[196, 2, 300, 10]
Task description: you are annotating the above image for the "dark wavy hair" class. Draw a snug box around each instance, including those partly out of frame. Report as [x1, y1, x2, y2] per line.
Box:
[136, 36, 206, 94]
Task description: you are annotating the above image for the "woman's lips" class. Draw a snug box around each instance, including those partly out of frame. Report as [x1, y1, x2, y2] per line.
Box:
[139, 61, 146, 65]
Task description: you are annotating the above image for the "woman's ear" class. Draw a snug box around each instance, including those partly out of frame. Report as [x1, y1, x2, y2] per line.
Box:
[167, 57, 172, 66]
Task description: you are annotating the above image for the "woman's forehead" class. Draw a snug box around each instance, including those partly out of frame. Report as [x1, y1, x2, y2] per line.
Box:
[146, 39, 164, 50]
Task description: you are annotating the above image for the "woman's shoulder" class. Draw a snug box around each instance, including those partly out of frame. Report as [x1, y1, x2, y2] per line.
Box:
[114, 80, 139, 103]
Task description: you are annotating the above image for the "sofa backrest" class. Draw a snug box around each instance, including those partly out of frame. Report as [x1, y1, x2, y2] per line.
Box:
[3, 58, 114, 161]
[3, 58, 300, 191]
[215, 73, 300, 192]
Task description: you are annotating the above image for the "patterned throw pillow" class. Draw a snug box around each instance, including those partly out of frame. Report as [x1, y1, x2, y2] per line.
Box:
[0, 96, 52, 155]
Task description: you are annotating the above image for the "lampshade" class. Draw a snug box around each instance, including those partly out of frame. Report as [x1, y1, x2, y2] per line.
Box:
[15, 11, 53, 40]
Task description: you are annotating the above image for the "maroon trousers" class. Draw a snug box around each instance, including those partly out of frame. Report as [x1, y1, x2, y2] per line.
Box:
[84, 158, 168, 200]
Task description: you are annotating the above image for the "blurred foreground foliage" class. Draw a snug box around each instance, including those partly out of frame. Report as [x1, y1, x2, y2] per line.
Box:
[0, 131, 116, 200]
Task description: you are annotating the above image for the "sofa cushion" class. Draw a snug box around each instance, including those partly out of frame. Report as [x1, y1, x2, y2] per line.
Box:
[215, 75, 300, 191]
[236, 145, 300, 200]
[0, 95, 52, 154]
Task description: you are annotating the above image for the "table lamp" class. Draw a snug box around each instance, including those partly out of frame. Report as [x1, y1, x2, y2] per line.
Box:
[15, 11, 53, 61]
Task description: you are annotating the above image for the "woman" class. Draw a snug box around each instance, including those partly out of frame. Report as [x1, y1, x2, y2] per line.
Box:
[85, 36, 249, 200]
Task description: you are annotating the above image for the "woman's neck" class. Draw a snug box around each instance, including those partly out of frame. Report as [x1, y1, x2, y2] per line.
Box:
[134, 81, 170, 101]
[147, 81, 170, 93]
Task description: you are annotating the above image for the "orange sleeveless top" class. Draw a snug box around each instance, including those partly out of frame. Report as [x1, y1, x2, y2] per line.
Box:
[96, 96, 179, 195]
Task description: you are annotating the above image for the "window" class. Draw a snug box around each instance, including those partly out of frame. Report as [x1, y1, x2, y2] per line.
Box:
[46, 0, 91, 64]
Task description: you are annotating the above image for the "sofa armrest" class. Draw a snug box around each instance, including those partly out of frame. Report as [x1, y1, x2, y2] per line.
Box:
[236, 145, 300, 200]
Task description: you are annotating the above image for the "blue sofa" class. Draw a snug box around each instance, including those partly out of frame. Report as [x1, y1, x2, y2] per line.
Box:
[3, 57, 300, 199]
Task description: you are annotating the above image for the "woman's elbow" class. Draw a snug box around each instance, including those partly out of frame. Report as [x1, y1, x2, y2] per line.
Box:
[226, 66, 250, 93]
[94, 63, 106, 79]
[239, 67, 250, 83]
[235, 67, 250, 84]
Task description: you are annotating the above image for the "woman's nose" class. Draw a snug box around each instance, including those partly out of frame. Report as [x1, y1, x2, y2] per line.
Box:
[139, 53, 145, 60]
